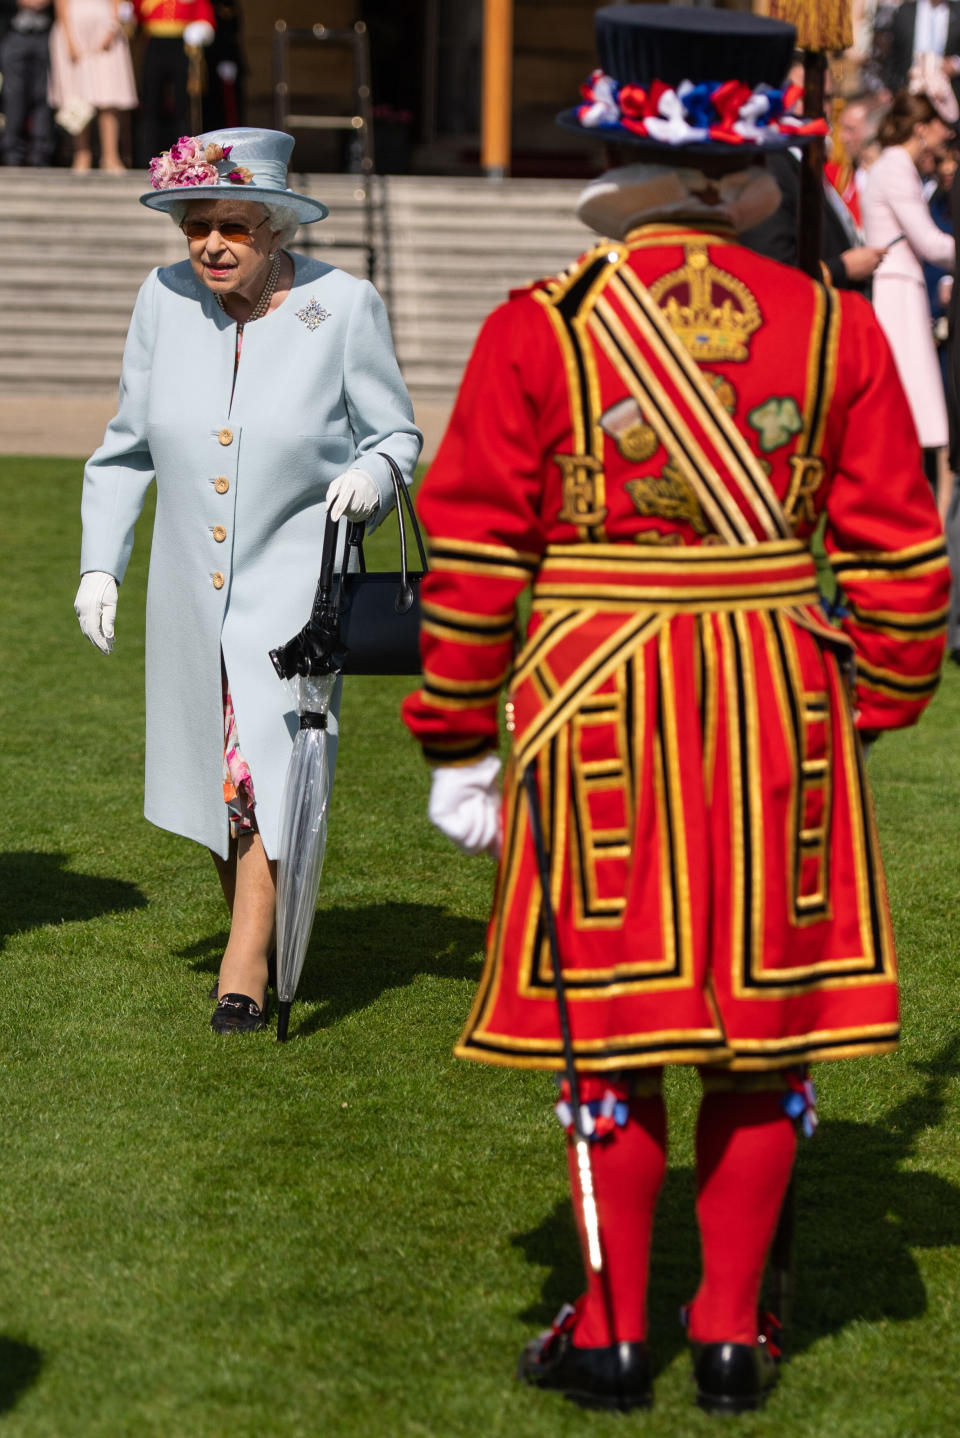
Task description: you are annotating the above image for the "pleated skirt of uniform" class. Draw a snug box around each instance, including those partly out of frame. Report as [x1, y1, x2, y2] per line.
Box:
[456, 607, 898, 1073]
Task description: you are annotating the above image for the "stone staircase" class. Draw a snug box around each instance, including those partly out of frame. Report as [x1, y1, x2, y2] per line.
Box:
[0, 169, 592, 407]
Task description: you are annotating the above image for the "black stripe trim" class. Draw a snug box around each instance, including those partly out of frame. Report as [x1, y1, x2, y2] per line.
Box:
[831, 543, 948, 575]
[423, 614, 515, 639]
[856, 665, 942, 696]
[806, 282, 834, 455]
[847, 603, 948, 635]
[423, 738, 493, 763]
[429, 545, 539, 574]
[422, 678, 504, 702]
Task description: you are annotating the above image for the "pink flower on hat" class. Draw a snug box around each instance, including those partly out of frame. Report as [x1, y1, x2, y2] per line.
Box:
[148, 135, 232, 191]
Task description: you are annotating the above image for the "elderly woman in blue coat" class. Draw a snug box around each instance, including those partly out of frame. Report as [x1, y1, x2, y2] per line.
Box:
[74, 128, 422, 1033]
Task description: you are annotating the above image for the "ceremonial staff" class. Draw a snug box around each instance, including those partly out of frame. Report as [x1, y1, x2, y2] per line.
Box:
[770, 1, 853, 278]
[522, 765, 606, 1282]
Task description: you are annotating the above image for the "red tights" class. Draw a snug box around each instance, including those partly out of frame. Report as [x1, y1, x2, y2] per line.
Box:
[567, 1087, 796, 1348]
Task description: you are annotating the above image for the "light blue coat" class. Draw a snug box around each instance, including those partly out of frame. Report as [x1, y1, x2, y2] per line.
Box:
[81, 254, 422, 859]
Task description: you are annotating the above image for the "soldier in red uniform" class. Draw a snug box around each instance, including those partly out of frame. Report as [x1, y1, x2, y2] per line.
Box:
[402, 4, 949, 1416]
[133, 0, 215, 164]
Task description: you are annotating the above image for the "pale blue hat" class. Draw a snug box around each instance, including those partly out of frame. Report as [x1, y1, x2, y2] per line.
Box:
[139, 127, 328, 224]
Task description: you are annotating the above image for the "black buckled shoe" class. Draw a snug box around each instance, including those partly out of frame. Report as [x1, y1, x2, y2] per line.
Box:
[691, 1341, 778, 1415]
[210, 992, 269, 1034]
[518, 1307, 652, 1412]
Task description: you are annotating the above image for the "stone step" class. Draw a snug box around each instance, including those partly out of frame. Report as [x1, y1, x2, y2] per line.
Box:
[0, 170, 593, 403]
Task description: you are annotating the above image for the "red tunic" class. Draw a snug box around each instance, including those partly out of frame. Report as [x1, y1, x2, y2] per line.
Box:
[134, 0, 216, 37]
[402, 222, 948, 1074]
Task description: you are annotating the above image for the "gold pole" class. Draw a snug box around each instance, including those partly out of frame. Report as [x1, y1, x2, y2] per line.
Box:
[482, 0, 514, 179]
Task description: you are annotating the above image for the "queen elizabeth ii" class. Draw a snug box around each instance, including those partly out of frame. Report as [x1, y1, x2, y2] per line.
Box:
[74, 128, 422, 1033]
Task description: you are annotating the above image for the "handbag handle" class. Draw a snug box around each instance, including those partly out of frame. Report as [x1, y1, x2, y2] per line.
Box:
[315, 454, 427, 619]
[382, 452, 429, 584]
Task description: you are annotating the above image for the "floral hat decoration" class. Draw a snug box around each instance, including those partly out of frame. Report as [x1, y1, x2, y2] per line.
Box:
[557, 4, 827, 156]
[140, 126, 329, 224]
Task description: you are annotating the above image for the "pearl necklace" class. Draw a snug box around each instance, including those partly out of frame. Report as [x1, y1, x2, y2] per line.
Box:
[216, 250, 282, 324]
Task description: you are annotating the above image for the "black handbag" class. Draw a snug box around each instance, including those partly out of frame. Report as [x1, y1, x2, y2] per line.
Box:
[269, 454, 427, 680]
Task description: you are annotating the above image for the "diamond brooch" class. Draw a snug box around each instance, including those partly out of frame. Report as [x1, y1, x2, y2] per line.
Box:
[296, 298, 331, 330]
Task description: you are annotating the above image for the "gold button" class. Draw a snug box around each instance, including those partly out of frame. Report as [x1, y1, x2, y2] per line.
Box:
[212, 571, 225, 589]
[218, 427, 233, 446]
[214, 476, 230, 494]
[212, 525, 227, 543]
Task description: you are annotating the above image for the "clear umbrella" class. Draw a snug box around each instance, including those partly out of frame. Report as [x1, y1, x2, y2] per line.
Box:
[269, 513, 348, 1041]
[274, 671, 338, 1041]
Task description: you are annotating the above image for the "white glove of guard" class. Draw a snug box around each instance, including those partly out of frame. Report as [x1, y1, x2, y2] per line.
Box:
[183, 20, 215, 46]
[327, 467, 380, 523]
[74, 570, 118, 655]
[217, 59, 238, 83]
[428, 754, 502, 857]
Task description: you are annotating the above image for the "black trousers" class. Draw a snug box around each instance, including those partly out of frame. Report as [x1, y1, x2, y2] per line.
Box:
[137, 36, 191, 165]
[0, 29, 55, 165]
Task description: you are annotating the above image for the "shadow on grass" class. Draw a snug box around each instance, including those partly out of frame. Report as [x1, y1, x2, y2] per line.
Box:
[178, 903, 485, 1036]
[0, 1337, 43, 1413]
[0, 851, 147, 950]
[179, 930, 230, 979]
[512, 1037, 960, 1368]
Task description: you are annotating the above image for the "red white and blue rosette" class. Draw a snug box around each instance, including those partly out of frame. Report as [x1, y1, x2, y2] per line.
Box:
[558, 70, 828, 152]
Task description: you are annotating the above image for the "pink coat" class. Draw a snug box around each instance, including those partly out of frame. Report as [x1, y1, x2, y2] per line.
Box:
[862, 144, 954, 448]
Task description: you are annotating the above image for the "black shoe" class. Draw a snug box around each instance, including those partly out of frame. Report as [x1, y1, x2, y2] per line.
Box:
[210, 992, 269, 1034]
[208, 948, 277, 1003]
[692, 1341, 778, 1415]
[518, 1314, 652, 1412]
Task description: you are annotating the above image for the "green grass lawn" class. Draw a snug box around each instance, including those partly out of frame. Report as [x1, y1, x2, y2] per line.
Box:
[0, 455, 957, 1436]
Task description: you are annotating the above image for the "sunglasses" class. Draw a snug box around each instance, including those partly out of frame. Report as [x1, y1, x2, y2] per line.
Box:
[180, 216, 269, 244]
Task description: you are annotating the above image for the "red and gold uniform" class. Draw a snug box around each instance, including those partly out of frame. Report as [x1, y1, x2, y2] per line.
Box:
[133, 0, 216, 39]
[403, 221, 948, 1076]
[134, 0, 216, 164]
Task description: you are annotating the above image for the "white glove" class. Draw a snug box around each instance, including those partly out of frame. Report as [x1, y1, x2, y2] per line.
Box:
[183, 20, 214, 46]
[74, 570, 118, 655]
[117, 1, 134, 21]
[428, 754, 502, 857]
[217, 59, 238, 83]
[327, 467, 380, 523]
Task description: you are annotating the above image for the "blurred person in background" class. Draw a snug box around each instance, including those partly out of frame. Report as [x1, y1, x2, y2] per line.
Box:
[828, 93, 882, 223]
[133, 0, 214, 165]
[0, 0, 54, 165]
[202, 0, 243, 130]
[48, 0, 137, 170]
[883, 0, 960, 104]
[741, 59, 886, 292]
[863, 84, 957, 513]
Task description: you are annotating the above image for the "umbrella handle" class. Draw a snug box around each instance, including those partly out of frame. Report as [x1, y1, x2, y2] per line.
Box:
[312, 512, 341, 620]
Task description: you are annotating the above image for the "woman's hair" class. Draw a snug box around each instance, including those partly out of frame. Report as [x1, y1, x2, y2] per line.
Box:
[167, 198, 301, 248]
[878, 90, 939, 148]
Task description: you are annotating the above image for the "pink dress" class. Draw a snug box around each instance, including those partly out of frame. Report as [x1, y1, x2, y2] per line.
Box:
[48, 0, 137, 111]
[862, 144, 954, 448]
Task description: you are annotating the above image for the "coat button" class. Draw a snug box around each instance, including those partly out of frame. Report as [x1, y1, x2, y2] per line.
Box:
[212, 571, 225, 589]
[218, 427, 233, 446]
[212, 525, 227, 543]
[214, 476, 230, 494]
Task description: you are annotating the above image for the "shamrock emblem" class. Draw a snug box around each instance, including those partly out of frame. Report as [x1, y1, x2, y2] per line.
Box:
[747, 397, 803, 453]
[296, 298, 331, 331]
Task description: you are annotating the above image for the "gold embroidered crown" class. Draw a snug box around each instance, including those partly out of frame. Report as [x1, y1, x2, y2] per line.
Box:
[648, 242, 762, 364]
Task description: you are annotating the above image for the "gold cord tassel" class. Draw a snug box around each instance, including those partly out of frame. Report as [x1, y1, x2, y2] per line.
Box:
[769, 0, 852, 52]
